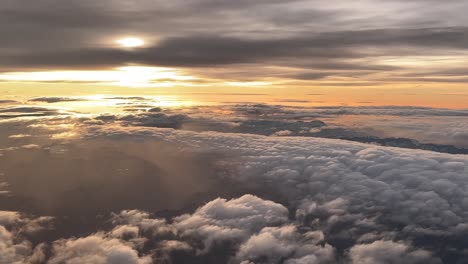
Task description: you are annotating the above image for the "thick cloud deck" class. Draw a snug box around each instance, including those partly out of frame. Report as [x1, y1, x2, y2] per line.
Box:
[1, 123, 468, 263]
[85, 125, 468, 262]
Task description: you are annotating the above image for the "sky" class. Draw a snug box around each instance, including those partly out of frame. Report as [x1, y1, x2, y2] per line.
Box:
[2, 1, 468, 264]
[1, 0, 468, 108]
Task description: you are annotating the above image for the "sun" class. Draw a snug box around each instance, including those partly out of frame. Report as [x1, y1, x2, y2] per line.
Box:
[116, 37, 145, 48]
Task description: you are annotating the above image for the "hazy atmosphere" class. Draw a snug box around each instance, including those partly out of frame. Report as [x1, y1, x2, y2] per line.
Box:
[1, 1, 468, 264]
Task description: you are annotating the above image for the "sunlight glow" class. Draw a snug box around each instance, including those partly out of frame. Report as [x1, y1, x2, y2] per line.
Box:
[226, 81, 272, 87]
[44, 94, 198, 114]
[0, 66, 197, 87]
[377, 56, 467, 68]
[116, 37, 145, 48]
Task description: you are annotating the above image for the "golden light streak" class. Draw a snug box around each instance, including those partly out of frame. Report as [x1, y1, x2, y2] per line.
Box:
[226, 81, 272, 87]
[0, 66, 197, 87]
[377, 56, 467, 68]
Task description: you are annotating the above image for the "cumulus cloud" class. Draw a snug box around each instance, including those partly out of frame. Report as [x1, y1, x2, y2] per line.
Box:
[0, 211, 53, 235]
[34, 195, 334, 263]
[111, 210, 173, 237]
[0, 211, 51, 264]
[0, 211, 20, 226]
[0, 227, 42, 264]
[0, 196, 312, 263]
[235, 225, 335, 264]
[49, 234, 152, 264]
[2, 101, 468, 262]
[173, 195, 288, 253]
[349, 240, 441, 264]
[82, 125, 468, 262]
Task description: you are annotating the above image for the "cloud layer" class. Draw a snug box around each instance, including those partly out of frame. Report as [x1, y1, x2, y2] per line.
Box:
[57, 124, 468, 262]
[1, 0, 467, 85]
[1, 100, 468, 263]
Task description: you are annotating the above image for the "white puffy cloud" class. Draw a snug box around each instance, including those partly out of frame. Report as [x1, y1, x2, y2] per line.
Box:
[349, 240, 441, 264]
[20, 216, 54, 235]
[0, 211, 19, 226]
[158, 240, 192, 252]
[48, 234, 152, 264]
[102, 196, 334, 263]
[10, 195, 300, 263]
[0, 210, 53, 236]
[110, 225, 140, 239]
[111, 210, 172, 236]
[0, 211, 49, 264]
[235, 225, 335, 264]
[0, 225, 33, 264]
[173, 195, 289, 253]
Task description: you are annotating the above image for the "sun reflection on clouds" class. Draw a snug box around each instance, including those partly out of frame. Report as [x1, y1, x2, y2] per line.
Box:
[0, 66, 197, 87]
[82, 94, 196, 107]
[377, 55, 467, 68]
[50, 131, 79, 140]
[35, 94, 198, 115]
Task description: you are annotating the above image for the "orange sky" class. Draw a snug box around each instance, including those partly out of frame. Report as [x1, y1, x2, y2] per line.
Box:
[1, 80, 467, 109]
[2, 1, 468, 109]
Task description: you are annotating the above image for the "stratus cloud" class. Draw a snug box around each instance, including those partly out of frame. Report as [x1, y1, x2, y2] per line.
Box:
[29, 97, 85, 103]
[228, 104, 468, 117]
[0, 106, 69, 119]
[1, 0, 468, 85]
[86, 104, 468, 153]
[0, 100, 17, 104]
